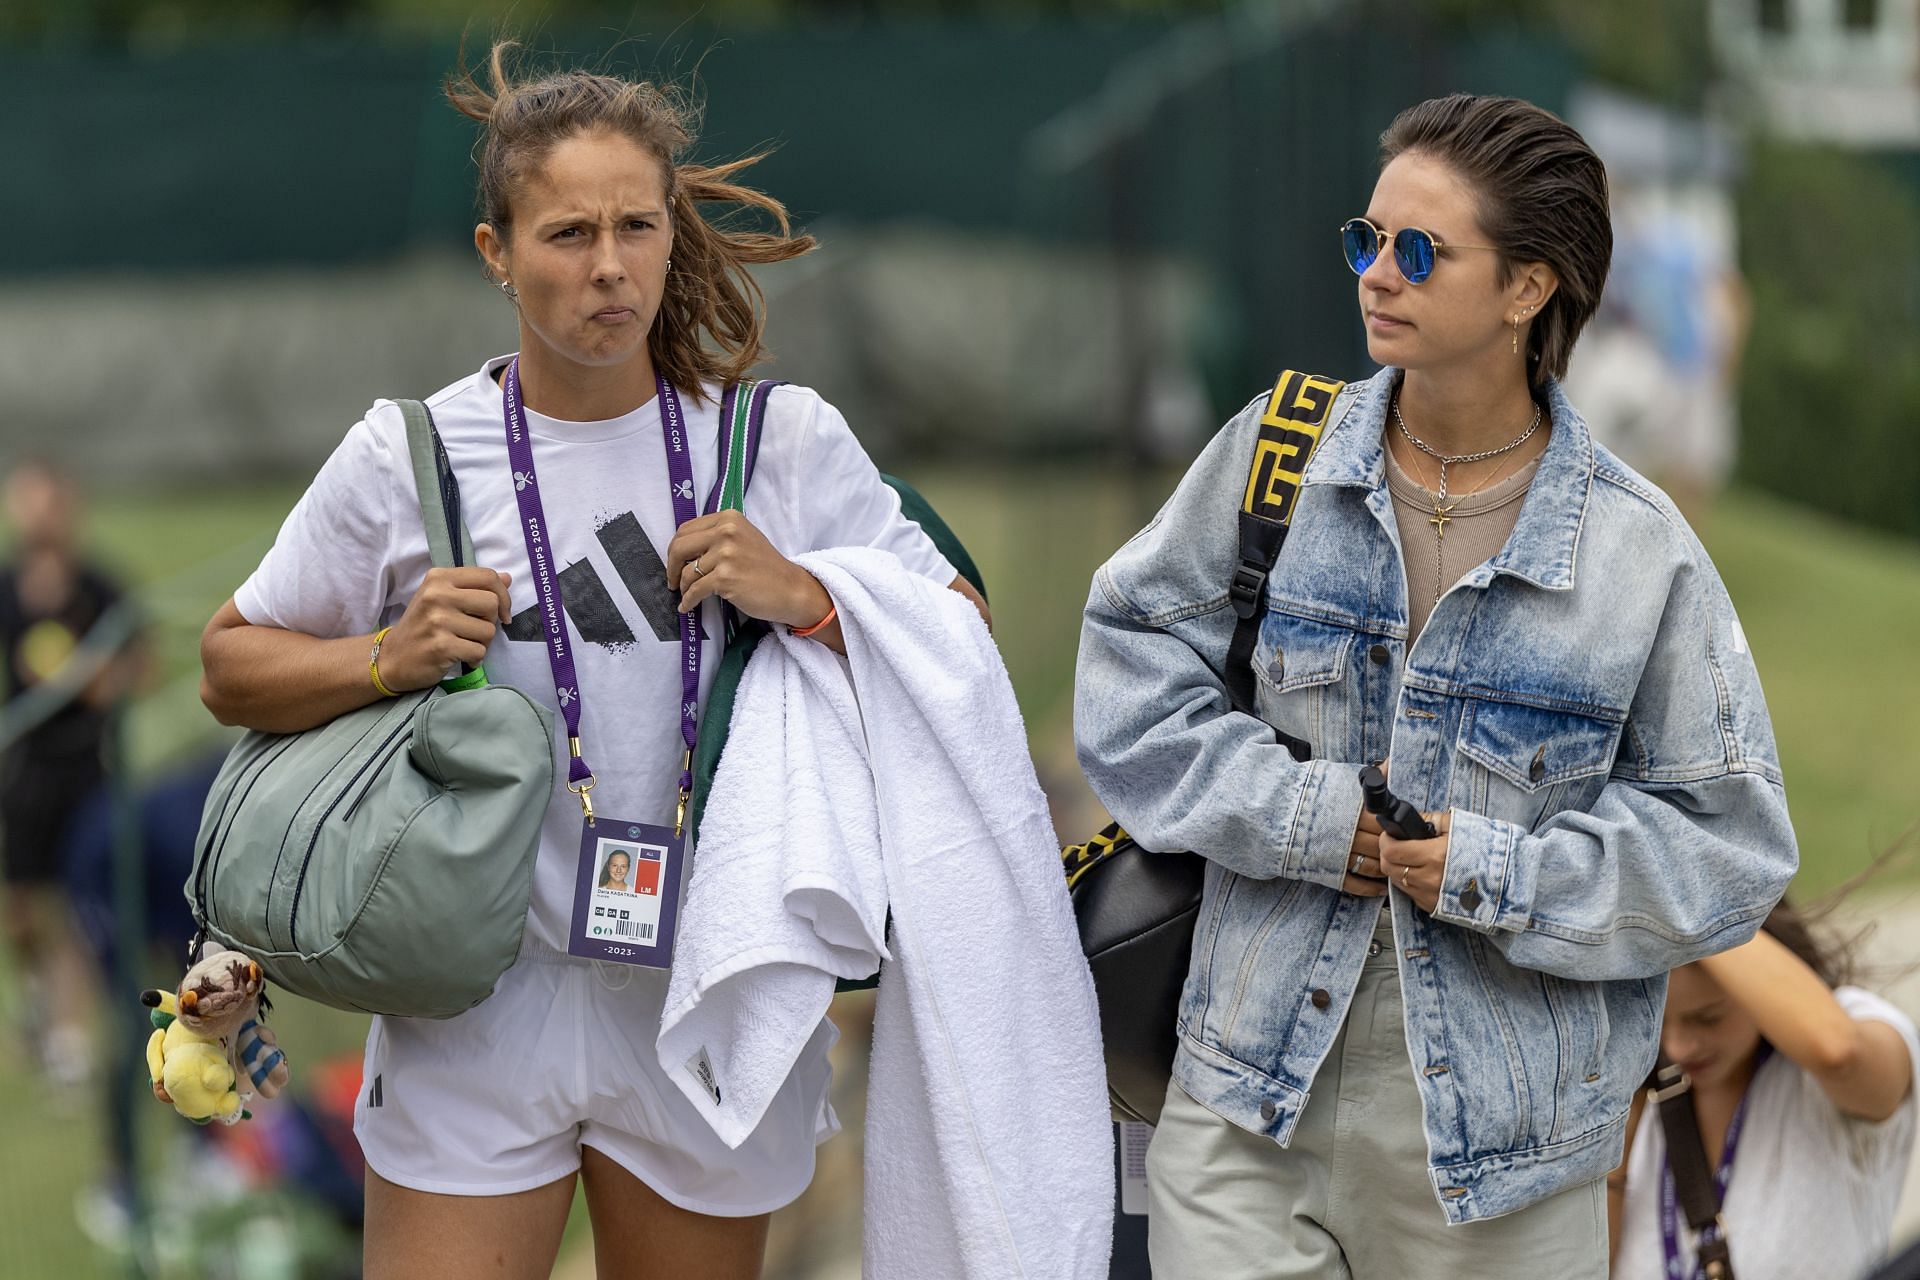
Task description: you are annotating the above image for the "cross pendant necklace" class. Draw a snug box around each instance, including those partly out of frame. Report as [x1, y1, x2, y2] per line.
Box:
[1393, 393, 1542, 603]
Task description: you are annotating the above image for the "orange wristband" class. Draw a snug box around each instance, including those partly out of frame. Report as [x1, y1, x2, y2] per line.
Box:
[790, 603, 838, 639]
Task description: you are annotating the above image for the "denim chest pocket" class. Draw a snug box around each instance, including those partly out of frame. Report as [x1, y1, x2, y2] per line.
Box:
[1454, 698, 1622, 832]
[1251, 612, 1355, 761]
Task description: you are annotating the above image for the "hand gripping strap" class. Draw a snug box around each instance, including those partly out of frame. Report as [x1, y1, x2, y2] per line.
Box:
[1221, 371, 1344, 751]
[398, 399, 486, 688]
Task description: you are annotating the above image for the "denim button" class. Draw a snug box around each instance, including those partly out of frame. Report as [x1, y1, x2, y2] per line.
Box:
[1460, 878, 1482, 913]
[1260, 1100, 1278, 1123]
[1310, 988, 1331, 1009]
[1368, 643, 1391, 665]
[1529, 747, 1547, 783]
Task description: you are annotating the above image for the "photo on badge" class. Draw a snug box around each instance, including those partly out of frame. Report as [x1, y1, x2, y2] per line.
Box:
[596, 843, 638, 894]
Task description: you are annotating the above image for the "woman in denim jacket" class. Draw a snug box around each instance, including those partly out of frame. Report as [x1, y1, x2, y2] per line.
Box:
[1074, 94, 1798, 1277]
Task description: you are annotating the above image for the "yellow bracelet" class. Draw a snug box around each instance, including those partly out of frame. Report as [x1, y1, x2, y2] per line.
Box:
[369, 626, 399, 698]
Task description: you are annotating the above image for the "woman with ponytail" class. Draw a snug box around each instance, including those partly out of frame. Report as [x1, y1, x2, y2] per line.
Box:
[198, 41, 983, 1279]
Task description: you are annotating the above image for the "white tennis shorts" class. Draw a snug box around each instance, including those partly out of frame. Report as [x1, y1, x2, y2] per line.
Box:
[352, 940, 839, 1215]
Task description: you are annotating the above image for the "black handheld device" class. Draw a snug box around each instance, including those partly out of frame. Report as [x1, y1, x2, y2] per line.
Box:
[1358, 765, 1438, 841]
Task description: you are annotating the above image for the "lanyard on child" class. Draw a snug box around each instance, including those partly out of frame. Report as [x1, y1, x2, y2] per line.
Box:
[502, 356, 704, 834]
[1658, 1047, 1769, 1280]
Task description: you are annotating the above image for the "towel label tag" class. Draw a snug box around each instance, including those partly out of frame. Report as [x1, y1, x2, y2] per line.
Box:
[1118, 1121, 1153, 1215]
[688, 1047, 722, 1105]
[567, 816, 686, 968]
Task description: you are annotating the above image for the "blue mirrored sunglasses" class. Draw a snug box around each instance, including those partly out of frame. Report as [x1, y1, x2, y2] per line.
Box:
[1339, 217, 1498, 285]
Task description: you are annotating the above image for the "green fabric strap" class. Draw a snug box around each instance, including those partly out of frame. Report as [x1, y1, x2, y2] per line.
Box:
[720, 381, 755, 512]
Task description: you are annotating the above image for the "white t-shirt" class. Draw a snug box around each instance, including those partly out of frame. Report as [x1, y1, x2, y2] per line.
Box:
[235, 355, 955, 956]
[1615, 986, 1920, 1280]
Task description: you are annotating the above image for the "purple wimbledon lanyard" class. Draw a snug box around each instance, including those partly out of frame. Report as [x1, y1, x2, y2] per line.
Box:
[502, 357, 703, 832]
[1658, 1047, 1771, 1280]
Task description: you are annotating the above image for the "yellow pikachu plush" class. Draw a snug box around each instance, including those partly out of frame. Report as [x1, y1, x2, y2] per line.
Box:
[142, 988, 239, 1124]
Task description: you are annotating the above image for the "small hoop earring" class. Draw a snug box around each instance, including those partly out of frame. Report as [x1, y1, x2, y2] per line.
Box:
[499, 280, 518, 300]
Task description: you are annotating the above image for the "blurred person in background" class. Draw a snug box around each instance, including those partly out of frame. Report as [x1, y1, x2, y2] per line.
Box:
[1610, 900, 1918, 1280]
[0, 458, 137, 1088]
[1565, 190, 1749, 526]
[1075, 94, 1796, 1278]
[198, 40, 983, 1280]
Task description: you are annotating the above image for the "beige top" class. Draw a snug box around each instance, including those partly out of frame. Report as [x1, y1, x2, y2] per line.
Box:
[1384, 438, 1542, 646]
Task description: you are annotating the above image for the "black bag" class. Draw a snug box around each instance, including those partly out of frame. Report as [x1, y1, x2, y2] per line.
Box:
[1064, 370, 1345, 1125]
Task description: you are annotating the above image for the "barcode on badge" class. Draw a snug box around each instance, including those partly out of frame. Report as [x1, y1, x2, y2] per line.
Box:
[612, 920, 655, 940]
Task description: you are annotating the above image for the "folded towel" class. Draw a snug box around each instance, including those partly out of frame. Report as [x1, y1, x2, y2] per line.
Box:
[655, 624, 888, 1148]
[660, 547, 1112, 1279]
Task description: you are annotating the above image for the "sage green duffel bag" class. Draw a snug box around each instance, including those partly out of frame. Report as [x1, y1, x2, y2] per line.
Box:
[188, 400, 554, 1019]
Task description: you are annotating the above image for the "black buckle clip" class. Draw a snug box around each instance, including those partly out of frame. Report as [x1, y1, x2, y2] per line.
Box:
[1228, 562, 1267, 619]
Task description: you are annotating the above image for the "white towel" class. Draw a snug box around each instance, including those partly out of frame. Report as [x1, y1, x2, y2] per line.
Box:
[654, 623, 889, 1148]
[660, 547, 1112, 1279]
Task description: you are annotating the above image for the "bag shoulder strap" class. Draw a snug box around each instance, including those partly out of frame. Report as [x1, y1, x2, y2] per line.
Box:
[1221, 370, 1345, 753]
[397, 399, 488, 689]
[708, 379, 784, 516]
[396, 399, 477, 571]
[1649, 1057, 1738, 1280]
[687, 378, 786, 845]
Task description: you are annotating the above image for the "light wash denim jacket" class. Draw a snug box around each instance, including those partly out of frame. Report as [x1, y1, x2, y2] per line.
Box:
[1074, 368, 1797, 1223]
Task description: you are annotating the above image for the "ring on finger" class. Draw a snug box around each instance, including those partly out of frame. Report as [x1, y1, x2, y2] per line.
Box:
[1399, 867, 1411, 887]
[689, 558, 705, 578]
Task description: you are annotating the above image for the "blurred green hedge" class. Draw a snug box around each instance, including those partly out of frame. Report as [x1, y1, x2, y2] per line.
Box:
[1736, 141, 1920, 540]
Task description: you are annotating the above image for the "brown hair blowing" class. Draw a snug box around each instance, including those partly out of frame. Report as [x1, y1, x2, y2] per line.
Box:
[1380, 94, 1611, 386]
[445, 40, 816, 403]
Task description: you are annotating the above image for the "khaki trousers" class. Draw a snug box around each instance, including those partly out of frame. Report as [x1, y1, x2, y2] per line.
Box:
[1145, 921, 1606, 1279]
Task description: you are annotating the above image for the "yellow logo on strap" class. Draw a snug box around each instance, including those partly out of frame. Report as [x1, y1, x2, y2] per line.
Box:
[1243, 370, 1345, 526]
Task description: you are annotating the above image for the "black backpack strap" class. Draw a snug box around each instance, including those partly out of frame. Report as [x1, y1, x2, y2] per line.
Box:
[1648, 1056, 1738, 1280]
[1221, 371, 1345, 759]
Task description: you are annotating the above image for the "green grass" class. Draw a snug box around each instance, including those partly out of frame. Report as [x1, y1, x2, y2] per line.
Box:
[3, 472, 1914, 1275]
[1702, 491, 1920, 892]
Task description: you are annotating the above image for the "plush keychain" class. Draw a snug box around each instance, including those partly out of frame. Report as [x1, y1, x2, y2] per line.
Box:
[141, 943, 290, 1125]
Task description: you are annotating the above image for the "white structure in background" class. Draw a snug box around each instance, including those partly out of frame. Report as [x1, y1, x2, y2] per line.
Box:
[1710, 0, 1920, 144]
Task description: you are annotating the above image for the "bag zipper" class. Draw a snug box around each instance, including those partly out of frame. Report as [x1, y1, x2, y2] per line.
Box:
[193, 734, 301, 930]
[285, 716, 415, 949]
[338, 729, 414, 825]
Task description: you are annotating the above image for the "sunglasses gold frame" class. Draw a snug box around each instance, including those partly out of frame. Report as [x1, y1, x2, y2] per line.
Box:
[1341, 217, 1500, 282]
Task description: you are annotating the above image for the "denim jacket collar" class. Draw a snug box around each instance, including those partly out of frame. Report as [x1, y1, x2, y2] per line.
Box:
[1308, 366, 1593, 592]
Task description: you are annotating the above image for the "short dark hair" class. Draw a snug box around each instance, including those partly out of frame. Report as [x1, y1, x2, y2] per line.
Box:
[1380, 94, 1611, 385]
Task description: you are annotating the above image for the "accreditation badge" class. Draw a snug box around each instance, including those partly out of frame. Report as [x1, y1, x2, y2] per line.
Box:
[566, 817, 686, 968]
